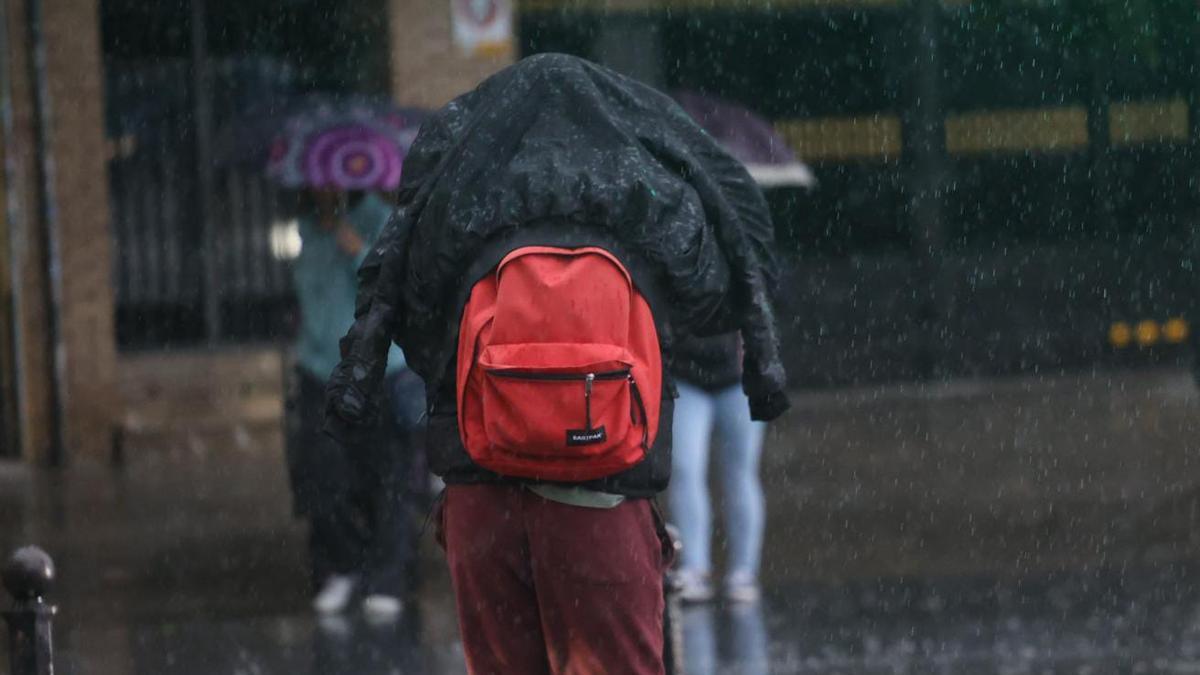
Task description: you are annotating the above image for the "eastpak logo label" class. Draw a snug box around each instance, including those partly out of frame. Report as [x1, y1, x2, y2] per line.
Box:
[566, 426, 607, 446]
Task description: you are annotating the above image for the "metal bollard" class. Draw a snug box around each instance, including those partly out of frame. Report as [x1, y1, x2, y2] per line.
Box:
[3, 546, 56, 675]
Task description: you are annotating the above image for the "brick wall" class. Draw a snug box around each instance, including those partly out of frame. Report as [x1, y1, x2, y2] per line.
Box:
[41, 0, 119, 458]
[5, 0, 52, 462]
[118, 349, 284, 437]
[386, 0, 516, 109]
[4, 0, 118, 462]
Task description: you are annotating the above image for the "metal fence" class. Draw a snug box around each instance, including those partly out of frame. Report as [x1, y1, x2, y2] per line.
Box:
[106, 57, 299, 350]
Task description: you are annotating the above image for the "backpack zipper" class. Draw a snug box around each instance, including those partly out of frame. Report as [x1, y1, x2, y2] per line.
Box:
[628, 374, 649, 450]
[487, 368, 630, 381]
[487, 368, 643, 441]
[584, 373, 594, 429]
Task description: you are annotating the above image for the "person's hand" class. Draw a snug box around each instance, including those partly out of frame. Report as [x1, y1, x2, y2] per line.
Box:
[335, 222, 366, 258]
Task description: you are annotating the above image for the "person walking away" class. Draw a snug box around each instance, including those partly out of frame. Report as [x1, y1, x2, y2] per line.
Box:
[285, 188, 424, 620]
[668, 333, 767, 603]
[435, 244, 675, 673]
[323, 54, 791, 673]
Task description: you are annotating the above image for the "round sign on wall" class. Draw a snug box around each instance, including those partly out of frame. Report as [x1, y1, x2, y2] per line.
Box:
[451, 0, 513, 57]
[458, 0, 500, 24]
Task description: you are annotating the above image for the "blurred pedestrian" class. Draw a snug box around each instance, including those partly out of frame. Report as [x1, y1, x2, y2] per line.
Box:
[669, 333, 767, 603]
[285, 188, 425, 620]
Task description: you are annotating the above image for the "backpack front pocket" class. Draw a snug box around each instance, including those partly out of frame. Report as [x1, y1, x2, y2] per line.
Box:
[476, 341, 646, 459]
[482, 365, 637, 458]
[455, 247, 664, 482]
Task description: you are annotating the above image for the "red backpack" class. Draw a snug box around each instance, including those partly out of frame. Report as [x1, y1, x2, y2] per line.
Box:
[456, 246, 663, 482]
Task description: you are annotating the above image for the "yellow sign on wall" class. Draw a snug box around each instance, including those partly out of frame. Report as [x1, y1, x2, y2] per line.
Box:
[1109, 99, 1189, 146]
[945, 106, 1089, 155]
[776, 115, 902, 161]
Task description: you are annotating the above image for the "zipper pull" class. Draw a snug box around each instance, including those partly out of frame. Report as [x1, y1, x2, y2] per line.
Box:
[628, 374, 649, 450]
[585, 373, 595, 430]
[628, 374, 639, 424]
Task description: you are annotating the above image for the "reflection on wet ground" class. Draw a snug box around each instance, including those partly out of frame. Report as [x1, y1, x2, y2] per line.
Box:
[38, 565, 1200, 675]
[4, 367, 1200, 674]
[766, 563, 1200, 673]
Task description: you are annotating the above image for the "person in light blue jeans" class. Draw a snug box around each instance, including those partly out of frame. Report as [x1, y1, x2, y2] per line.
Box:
[669, 333, 767, 603]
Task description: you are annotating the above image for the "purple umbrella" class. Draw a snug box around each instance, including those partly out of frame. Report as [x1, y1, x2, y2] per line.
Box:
[671, 90, 816, 189]
[265, 100, 426, 191]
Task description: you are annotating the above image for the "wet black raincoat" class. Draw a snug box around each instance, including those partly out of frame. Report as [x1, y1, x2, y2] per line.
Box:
[324, 54, 789, 493]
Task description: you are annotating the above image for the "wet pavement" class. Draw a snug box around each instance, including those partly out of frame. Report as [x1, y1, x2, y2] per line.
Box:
[4, 366, 1200, 674]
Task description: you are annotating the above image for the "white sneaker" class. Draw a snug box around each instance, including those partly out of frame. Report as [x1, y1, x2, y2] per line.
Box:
[362, 594, 404, 623]
[675, 569, 715, 603]
[312, 574, 356, 614]
[724, 571, 761, 604]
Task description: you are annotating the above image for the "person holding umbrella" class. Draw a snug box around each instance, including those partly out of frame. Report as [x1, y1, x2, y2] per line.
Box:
[272, 102, 427, 619]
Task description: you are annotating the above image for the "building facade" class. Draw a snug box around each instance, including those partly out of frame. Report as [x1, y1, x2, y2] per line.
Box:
[1, 0, 515, 464]
[1, 0, 118, 464]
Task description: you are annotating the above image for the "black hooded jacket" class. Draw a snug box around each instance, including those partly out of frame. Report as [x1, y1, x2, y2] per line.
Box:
[672, 333, 744, 393]
[324, 54, 790, 495]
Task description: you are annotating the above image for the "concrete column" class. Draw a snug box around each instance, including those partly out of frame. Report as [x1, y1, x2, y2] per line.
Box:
[386, 0, 516, 109]
[4, 0, 52, 463]
[41, 0, 119, 460]
[5, 0, 118, 462]
[900, 0, 949, 380]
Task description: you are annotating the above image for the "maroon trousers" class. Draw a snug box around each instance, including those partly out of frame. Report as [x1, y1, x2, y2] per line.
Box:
[439, 483, 669, 675]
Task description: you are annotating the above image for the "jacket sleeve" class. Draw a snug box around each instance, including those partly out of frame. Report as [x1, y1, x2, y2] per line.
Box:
[320, 220, 405, 445]
[697, 144, 790, 422]
[322, 112, 459, 445]
[664, 126, 791, 422]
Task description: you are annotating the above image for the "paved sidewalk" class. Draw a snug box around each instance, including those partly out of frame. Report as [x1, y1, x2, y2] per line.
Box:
[3, 367, 1199, 673]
